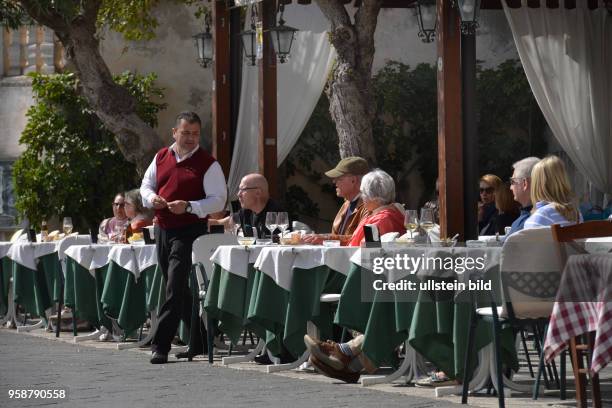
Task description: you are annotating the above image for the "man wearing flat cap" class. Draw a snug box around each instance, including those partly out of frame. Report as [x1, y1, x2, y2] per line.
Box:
[302, 157, 370, 245]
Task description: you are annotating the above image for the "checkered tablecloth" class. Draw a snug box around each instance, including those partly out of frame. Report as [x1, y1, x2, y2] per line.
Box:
[544, 254, 612, 373]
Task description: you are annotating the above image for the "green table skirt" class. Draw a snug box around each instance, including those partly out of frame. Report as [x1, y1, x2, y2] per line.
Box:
[65, 259, 158, 333]
[337, 263, 518, 379]
[10, 253, 62, 318]
[205, 263, 346, 358]
[0, 257, 11, 316]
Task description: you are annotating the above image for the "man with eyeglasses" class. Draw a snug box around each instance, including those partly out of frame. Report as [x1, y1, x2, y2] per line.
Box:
[209, 173, 285, 239]
[98, 192, 129, 242]
[141, 111, 227, 364]
[506, 156, 540, 237]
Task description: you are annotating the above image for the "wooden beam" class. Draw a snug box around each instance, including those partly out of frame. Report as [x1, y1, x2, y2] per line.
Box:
[436, 0, 464, 240]
[212, 0, 232, 177]
[259, 0, 278, 199]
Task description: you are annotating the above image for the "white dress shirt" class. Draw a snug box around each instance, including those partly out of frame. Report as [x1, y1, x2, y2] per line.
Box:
[140, 143, 227, 219]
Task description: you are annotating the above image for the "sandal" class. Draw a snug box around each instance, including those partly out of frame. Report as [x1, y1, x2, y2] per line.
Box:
[415, 371, 458, 387]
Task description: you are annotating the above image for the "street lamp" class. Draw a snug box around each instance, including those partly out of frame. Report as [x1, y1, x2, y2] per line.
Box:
[455, 0, 481, 35]
[415, 0, 437, 43]
[240, 5, 258, 66]
[193, 12, 213, 68]
[268, 3, 298, 63]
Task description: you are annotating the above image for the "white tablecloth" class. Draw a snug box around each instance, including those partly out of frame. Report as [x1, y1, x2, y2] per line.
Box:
[65, 244, 157, 281]
[7, 235, 91, 271]
[254, 246, 359, 291]
[0, 242, 12, 259]
[210, 245, 265, 279]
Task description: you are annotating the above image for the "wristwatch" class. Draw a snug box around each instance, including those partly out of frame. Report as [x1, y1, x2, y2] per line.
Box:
[185, 202, 192, 214]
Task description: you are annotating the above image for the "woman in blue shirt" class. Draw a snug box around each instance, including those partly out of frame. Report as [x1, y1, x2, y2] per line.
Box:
[524, 155, 582, 229]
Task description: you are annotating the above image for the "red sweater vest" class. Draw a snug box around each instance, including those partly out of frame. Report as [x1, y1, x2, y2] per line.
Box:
[155, 146, 216, 229]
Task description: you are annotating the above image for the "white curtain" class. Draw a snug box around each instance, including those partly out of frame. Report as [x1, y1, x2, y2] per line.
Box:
[502, 0, 612, 194]
[227, 4, 336, 198]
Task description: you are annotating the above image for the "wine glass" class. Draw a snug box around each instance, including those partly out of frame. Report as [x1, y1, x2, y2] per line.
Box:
[230, 212, 242, 235]
[113, 222, 125, 243]
[404, 210, 419, 240]
[265, 212, 278, 239]
[63, 217, 73, 235]
[276, 212, 289, 240]
[420, 208, 435, 244]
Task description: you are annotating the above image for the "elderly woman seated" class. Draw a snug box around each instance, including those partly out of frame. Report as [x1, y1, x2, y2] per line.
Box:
[124, 189, 153, 233]
[346, 169, 405, 246]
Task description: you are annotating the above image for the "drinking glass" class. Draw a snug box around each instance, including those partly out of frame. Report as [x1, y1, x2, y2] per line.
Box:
[276, 212, 289, 239]
[420, 208, 435, 244]
[265, 212, 278, 239]
[63, 217, 73, 235]
[113, 222, 126, 243]
[404, 210, 419, 240]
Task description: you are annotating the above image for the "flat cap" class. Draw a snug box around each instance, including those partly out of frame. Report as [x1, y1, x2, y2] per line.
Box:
[325, 156, 369, 178]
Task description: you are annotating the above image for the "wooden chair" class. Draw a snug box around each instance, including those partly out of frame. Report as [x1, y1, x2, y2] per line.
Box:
[550, 220, 612, 408]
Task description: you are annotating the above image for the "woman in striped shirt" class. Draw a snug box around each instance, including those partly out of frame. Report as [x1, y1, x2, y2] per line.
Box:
[524, 155, 582, 229]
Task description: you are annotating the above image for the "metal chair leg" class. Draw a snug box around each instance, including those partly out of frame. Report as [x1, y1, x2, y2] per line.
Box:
[533, 323, 548, 400]
[491, 303, 505, 408]
[520, 328, 534, 377]
[461, 309, 477, 404]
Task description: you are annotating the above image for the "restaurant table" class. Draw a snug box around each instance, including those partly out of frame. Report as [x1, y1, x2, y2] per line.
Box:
[5, 236, 90, 321]
[335, 245, 518, 382]
[64, 243, 157, 335]
[205, 245, 357, 358]
[544, 253, 612, 374]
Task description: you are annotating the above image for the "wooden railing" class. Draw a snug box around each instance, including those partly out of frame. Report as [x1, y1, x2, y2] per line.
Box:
[2, 25, 64, 77]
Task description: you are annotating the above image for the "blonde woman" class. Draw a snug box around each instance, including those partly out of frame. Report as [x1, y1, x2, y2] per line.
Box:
[524, 156, 582, 228]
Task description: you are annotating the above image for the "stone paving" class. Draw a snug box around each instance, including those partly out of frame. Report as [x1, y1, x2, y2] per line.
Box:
[1, 327, 610, 408]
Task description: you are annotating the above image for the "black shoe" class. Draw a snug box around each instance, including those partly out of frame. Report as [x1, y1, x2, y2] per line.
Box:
[175, 350, 198, 360]
[254, 353, 273, 365]
[150, 352, 168, 364]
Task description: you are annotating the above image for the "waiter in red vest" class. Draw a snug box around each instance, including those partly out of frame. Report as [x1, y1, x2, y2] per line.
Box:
[141, 111, 227, 364]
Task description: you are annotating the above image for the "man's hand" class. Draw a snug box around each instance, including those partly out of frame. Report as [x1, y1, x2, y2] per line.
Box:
[167, 200, 188, 214]
[151, 195, 168, 210]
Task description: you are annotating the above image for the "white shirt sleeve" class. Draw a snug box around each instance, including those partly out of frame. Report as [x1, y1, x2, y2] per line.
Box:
[140, 154, 158, 209]
[190, 161, 227, 218]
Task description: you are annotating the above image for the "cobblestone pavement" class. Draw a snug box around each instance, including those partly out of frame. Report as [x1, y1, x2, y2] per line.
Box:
[0, 329, 463, 408]
[1, 328, 611, 408]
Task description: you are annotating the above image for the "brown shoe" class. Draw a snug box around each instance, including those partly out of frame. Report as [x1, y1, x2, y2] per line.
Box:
[304, 335, 351, 370]
[310, 355, 360, 384]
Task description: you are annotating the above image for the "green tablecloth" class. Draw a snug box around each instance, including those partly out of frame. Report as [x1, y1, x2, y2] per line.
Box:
[10, 253, 61, 318]
[65, 258, 159, 334]
[205, 262, 346, 358]
[101, 262, 157, 333]
[64, 258, 111, 329]
[336, 262, 518, 379]
[0, 257, 11, 316]
[204, 263, 262, 345]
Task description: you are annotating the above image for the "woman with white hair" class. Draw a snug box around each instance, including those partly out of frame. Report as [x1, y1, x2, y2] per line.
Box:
[347, 169, 405, 246]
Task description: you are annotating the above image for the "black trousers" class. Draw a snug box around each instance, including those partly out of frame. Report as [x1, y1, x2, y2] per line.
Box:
[151, 223, 206, 354]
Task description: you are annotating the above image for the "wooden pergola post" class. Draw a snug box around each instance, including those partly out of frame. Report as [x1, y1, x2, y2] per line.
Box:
[436, 0, 464, 240]
[212, 0, 232, 176]
[259, 0, 278, 199]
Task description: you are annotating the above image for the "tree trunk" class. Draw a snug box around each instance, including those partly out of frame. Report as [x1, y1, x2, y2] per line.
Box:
[19, 0, 163, 175]
[315, 0, 381, 164]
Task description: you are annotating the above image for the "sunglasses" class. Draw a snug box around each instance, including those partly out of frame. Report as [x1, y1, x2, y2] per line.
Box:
[113, 202, 125, 208]
[479, 187, 494, 194]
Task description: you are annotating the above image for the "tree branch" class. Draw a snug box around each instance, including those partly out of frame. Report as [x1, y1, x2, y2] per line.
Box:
[314, 0, 355, 61]
[354, 0, 381, 78]
[18, 0, 69, 33]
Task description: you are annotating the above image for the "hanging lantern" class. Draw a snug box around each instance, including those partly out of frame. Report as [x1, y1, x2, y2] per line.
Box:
[415, 0, 437, 43]
[456, 0, 482, 35]
[268, 3, 299, 63]
[193, 12, 213, 68]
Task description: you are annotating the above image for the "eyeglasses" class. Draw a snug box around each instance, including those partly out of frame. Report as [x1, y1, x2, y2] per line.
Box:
[238, 187, 259, 193]
[509, 177, 525, 186]
[178, 130, 200, 137]
[479, 187, 494, 194]
[113, 202, 125, 208]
